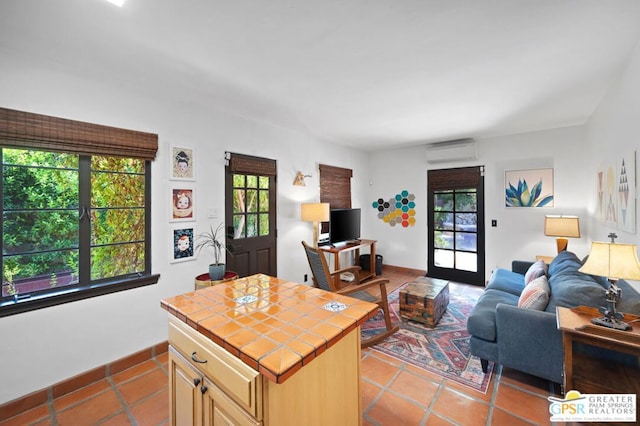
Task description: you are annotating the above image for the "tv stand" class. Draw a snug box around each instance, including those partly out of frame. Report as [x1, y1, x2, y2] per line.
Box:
[319, 239, 377, 286]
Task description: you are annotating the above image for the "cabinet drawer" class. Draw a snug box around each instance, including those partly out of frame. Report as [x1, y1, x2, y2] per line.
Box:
[168, 316, 263, 419]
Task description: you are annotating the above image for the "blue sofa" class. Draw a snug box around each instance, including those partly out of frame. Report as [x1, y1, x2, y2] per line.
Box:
[467, 251, 640, 384]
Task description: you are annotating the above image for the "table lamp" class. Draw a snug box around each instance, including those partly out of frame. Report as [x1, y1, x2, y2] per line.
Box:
[301, 203, 330, 246]
[544, 215, 580, 253]
[579, 241, 640, 331]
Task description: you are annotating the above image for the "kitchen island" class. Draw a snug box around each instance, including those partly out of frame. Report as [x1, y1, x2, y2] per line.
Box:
[161, 273, 379, 426]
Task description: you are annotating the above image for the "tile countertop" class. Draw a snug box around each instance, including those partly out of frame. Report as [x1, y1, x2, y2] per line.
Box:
[160, 273, 379, 384]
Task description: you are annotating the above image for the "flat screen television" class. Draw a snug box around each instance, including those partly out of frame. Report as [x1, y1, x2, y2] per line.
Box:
[329, 208, 361, 245]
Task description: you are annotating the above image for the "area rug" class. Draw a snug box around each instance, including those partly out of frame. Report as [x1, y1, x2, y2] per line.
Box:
[361, 281, 494, 393]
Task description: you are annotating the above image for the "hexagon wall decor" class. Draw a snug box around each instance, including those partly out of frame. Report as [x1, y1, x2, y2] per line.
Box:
[372, 190, 416, 227]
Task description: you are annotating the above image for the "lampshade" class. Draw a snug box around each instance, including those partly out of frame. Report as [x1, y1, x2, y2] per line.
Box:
[301, 203, 330, 222]
[579, 242, 640, 281]
[544, 215, 581, 238]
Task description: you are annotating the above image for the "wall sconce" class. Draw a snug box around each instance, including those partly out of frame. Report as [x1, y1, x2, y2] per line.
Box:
[293, 171, 312, 186]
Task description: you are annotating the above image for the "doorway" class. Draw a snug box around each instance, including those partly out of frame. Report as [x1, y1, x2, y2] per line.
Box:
[224, 153, 277, 277]
[427, 166, 485, 286]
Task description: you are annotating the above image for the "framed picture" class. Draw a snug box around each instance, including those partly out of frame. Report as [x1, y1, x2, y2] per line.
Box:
[170, 186, 195, 222]
[170, 225, 196, 263]
[505, 168, 554, 208]
[616, 150, 636, 233]
[598, 150, 636, 233]
[170, 145, 195, 181]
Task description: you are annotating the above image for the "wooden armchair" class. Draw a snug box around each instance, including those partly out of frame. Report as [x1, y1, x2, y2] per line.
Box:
[301, 241, 399, 348]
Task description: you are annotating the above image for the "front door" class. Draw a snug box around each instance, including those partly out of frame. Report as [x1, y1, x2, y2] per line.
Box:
[224, 153, 277, 277]
[427, 166, 485, 286]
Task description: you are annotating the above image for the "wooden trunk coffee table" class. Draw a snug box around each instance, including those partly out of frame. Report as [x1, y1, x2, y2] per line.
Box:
[399, 277, 449, 327]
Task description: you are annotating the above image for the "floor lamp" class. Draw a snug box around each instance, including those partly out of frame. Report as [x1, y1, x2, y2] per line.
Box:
[301, 203, 330, 246]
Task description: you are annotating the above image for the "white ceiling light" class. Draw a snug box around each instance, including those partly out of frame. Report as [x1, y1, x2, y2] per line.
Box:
[105, 0, 125, 6]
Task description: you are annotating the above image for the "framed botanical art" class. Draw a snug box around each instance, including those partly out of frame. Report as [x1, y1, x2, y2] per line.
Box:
[170, 145, 195, 181]
[170, 225, 196, 263]
[170, 186, 195, 222]
[504, 168, 554, 208]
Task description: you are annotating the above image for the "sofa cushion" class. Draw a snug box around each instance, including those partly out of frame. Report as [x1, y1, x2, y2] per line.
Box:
[524, 260, 548, 285]
[518, 275, 550, 310]
[546, 272, 606, 312]
[548, 250, 583, 276]
[467, 289, 520, 342]
[486, 268, 526, 296]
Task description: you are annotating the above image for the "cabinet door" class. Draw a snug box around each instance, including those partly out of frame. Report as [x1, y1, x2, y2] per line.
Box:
[169, 348, 204, 426]
[202, 377, 261, 426]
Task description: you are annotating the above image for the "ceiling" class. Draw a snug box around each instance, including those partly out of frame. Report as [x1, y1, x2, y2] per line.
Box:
[2, 0, 640, 151]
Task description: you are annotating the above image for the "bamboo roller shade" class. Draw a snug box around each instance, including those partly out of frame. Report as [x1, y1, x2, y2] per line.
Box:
[0, 107, 158, 160]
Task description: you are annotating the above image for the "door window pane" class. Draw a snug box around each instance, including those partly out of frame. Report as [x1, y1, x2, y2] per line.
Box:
[233, 189, 246, 214]
[434, 249, 453, 268]
[259, 214, 269, 236]
[246, 214, 257, 237]
[455, 233, 477, 251]
[456, 252, 477, 272]
[434, 212, 453, 230]
[259, 190, 269, 212]
[246, 190, 258, 213]
[434, 231, 453, 249]
[455, 191, 477, 212]
[434, 192, 453, 210]
[455, 213, 477, 232]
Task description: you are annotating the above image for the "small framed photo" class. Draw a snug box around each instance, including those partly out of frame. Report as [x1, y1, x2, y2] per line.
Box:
[170, 145, 195, 181]
[170, 186, 195, 222]
[170, 225, 196, 263]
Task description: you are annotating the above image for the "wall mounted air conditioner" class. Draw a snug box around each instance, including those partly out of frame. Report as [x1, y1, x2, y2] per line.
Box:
[425, 138, 477, 164]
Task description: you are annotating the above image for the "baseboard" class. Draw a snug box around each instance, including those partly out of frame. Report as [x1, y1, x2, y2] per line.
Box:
[0, 340, 169, 421]
[381, 264, 427, 276]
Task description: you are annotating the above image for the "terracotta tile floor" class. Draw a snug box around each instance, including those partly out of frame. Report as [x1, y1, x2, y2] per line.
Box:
[1, 268, 561, 425]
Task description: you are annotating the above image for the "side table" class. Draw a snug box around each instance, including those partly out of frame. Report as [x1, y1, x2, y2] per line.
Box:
[536, 255, 555, 264]
[556, 306, 640, 396]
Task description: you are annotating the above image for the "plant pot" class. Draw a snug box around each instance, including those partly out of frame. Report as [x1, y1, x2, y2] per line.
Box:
[209, 263, 226, 281]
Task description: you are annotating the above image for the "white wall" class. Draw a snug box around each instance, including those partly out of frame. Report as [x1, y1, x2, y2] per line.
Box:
[0, 55, 369, 404]
[366, 125, 591, 275]
[585, 41, 640, 250]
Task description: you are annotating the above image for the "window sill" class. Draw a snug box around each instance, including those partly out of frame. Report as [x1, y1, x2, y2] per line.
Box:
[0, 274, 160, 317]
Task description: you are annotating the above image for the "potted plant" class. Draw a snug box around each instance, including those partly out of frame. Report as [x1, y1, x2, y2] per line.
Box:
[195, 223, 230, 280]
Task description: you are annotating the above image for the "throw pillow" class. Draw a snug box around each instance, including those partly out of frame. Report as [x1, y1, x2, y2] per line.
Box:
[524, 260, 548, 285]
[518, 275, 550, 310]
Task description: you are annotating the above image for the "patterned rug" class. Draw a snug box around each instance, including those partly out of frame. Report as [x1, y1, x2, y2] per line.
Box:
[361, 281, 494, 393]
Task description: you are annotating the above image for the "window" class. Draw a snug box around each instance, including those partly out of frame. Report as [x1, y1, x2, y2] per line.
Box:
[231, 174, 271, 239]
[319, 164, 352, 234]
[0, 108, 158, 316]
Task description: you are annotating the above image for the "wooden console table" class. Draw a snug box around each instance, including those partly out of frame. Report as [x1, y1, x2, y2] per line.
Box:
[319, 239, 377, 286]
[556, 306, 640, 397]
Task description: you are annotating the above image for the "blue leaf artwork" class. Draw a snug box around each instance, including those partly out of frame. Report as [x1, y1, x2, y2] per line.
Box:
[505, 169, 554, 207]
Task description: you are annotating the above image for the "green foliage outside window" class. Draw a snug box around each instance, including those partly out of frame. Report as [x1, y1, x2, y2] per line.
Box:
[232, 173, 270, 239]
[2, 148, 147, 298]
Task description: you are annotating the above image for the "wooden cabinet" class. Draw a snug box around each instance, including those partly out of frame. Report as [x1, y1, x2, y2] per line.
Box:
[169, 348, 260, 426]
[557, 306, 640, 395]
[168, 315, 363, 426]
[168, 347, 202, 425]
[168, 316, 261, 425]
